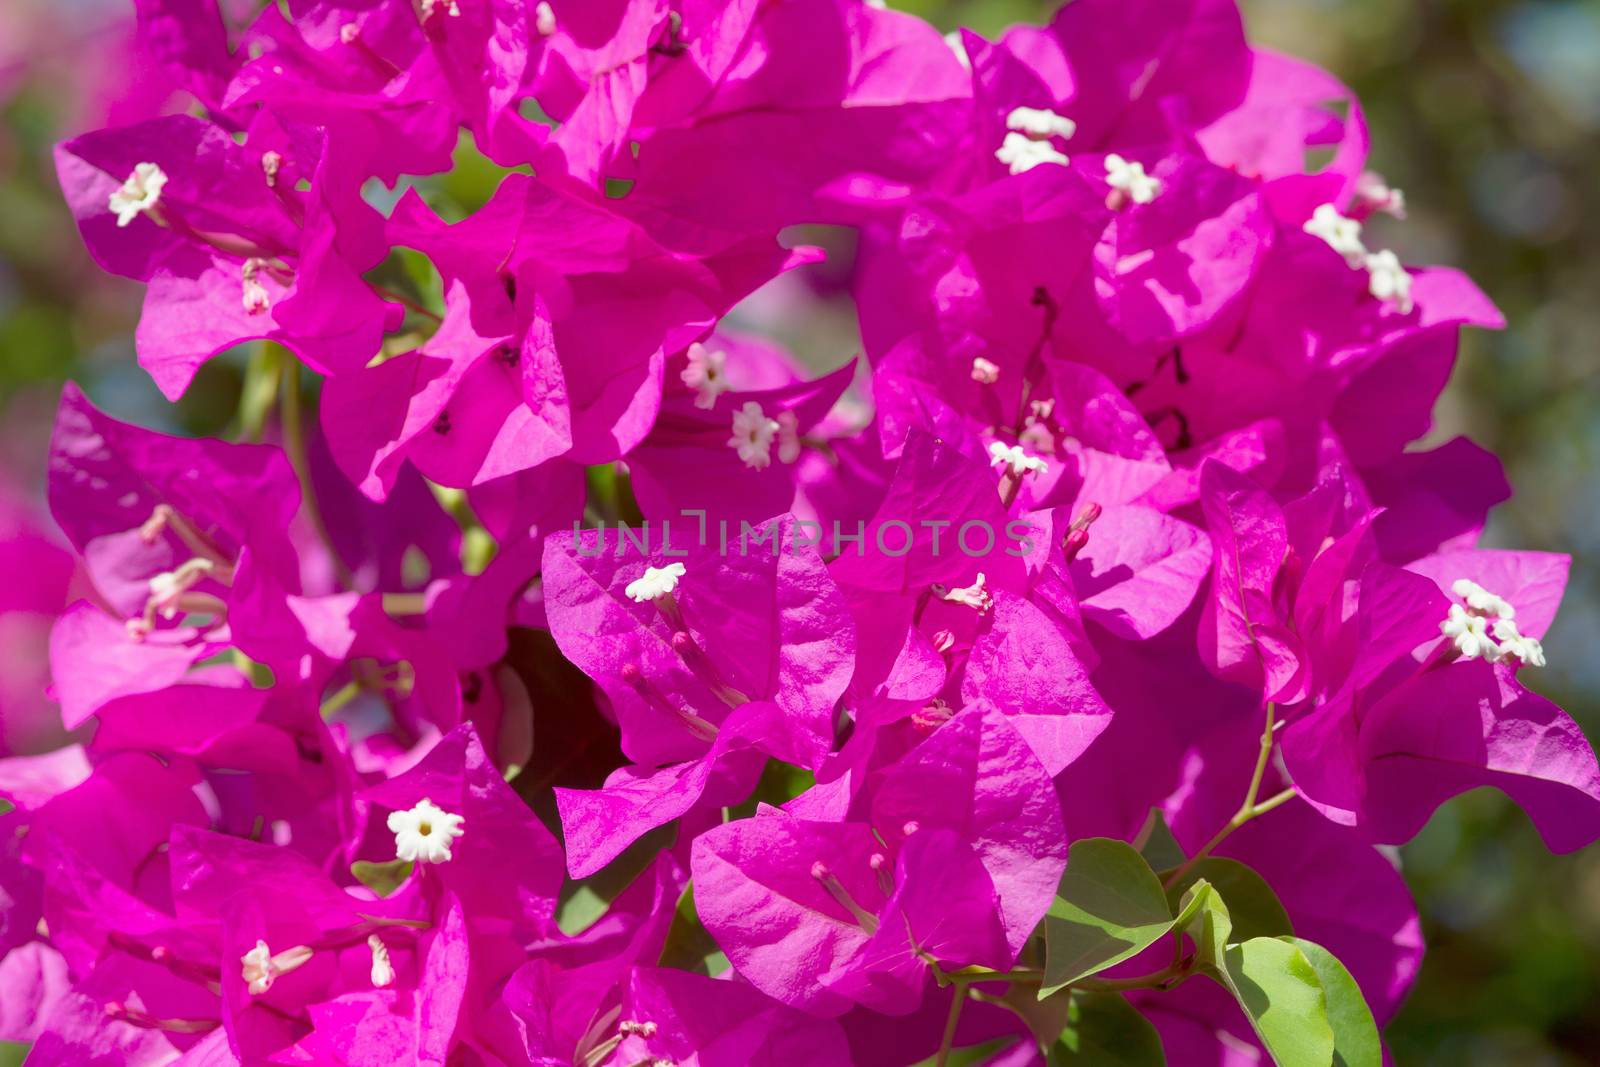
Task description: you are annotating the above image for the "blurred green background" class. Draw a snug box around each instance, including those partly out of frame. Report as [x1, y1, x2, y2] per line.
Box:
[2, 0, 1597, 1063]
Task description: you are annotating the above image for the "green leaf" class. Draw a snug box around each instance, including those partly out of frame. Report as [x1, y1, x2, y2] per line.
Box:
[1285, 938, 1382, 1067]
[556, 823, 675, 936]
[1175, 878, 1230, 972]
[1217, 938, 1335, 1067]
[1041, 839, 1175, 997]
[725, 759, 817, 821]
[994, 981, 1074, 1047]
[1136, 809, 1187, 872]
[657, 884, 730, 976]
[350, 859, 412, 897]
[1048, 992, 1167, 1066]
[1178, 886, 1336, 1066]
[1162, 857, 1293, 943]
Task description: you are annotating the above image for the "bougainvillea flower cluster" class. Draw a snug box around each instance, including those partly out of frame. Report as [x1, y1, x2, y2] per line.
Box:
[5, 0, 1595, 1064]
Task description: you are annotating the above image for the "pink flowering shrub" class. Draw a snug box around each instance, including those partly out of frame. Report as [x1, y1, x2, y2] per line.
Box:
[5, 1, 1595, 1064]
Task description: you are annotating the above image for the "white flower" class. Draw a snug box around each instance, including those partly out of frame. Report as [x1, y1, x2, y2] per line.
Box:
[1364, 250, 1413, 313]
[109, 162, 168, 227]
[1440, 578, 1546, 668]
[728, 400, 779, 469]
[240, 941, 273, 995]
[988, 441, 1047, 478]
[386, 798, 465, 864]
[1355, 171, 1407, 219]
[1005, 106, 1076, 142]
[1303, 204, 1367, 268]
[680, 342, 729, 409]
[935, 573, 992, 614]
[1441, 603, 1497, 661]
[1105, 154, 1161, 205]
[995, 132, 1069, 176]
[535, 1, 557, 36]
[146, 557, 213, 619]
[624, 562, 686, 603]
[1450, 578, 1514, 620]
[994, 98, 1077, 178]
[368, 935, 395, 988]
[970, 357, 1000, 385]
[147, 571, 186, 619]
[1492, 618, 1546, 667]
[240, 939, 312, 996]
[242, 258, 271, 316]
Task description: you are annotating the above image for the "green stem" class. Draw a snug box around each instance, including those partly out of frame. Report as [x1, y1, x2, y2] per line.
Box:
[282, 360, 355, 590]
[934, 982, 968, 1067]
[950, 966, 1046, 985]
[236, 342, 283, 443]
[1074, 961, 1190, 993]
[320, 680, 361, 720]
[1251, 786, 1297, 818]
[1241, 701, 1277, 812]
[1162, 702, 1293, 890]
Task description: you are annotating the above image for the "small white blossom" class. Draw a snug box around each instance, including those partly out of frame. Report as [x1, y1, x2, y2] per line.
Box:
[387, 798, 465, 864]
[625, 562, 686, 603]
[147, 571, 186, 619]
[109, 162, 168, 227]
[1492, 618, 1546, 667]
[242, 258, 271, 316]
[728, 400, 779, 470]
[240, 941, 273, 995]
[1441, 603, 1497, 661]
[1303, 204, 1367, 268]
[1355, 171, 1407, 219]
[970, 357, 1000, 384]
[1006, 106, 1076, 142]
[1364, 250, 1413, 313]
[935, 573, 993, 614]
[1440, 578, 1546, 668]
[988, 441, 1047, 478]
[1450, 578, 1514, 620]
[240, 940, 312, 996]
[368, 935, 395, 988]
[146, 558, 214, 619]
[1105, 154, 1161, 205]
[996, 132, 1069, 176]
[996, 103, 1076, 174]
[680, 342, 729, 409]
[535, 1, 557, 37]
